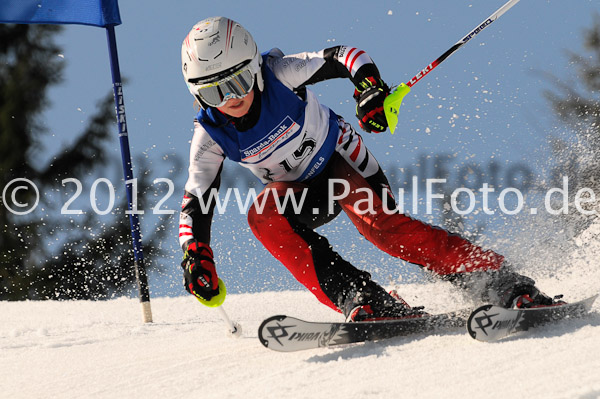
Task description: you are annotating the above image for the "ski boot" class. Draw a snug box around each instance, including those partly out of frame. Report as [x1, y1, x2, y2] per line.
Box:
[341, 280, 427, 322]
[506, 286, 565, 309]
[444, 262, 564, 309]
[484, 266, 565, 309]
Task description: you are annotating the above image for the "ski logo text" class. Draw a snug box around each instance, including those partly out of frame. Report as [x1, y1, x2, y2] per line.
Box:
[115, 83, 127, 136]
[409, 63, 434, 86]
[473, 311, 497, 335]
[473, 310, 520, 336]
[287, 324, 342, 347]
[265, 322, 295, 346]
[462, 18, 493, 43]
[265, 321, 342, 348]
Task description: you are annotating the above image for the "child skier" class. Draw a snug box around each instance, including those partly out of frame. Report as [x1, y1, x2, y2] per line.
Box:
[178, 16, 558, 321]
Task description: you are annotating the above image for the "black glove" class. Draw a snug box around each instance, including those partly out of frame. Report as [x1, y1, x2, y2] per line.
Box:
[354, 77, 390, 133]
[181, 242, 219, 301]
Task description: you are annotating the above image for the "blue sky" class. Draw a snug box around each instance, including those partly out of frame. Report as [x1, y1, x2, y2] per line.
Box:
[38, 0, 598, 296]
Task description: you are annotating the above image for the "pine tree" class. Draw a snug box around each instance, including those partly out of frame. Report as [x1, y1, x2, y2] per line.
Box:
[0, 24, 64, 299]
[544, 16, 600, 235]
[0, 25, 168, 300]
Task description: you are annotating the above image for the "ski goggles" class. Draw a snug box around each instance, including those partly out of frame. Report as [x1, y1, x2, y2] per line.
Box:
[193, 65, 255, 108]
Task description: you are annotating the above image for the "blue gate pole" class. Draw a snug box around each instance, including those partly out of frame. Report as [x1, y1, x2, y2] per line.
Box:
[105, 24, 152, 323]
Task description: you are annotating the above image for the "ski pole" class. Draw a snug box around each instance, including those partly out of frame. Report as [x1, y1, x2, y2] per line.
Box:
[195, 278, 243, 337]
[217, 306, 243, 337]
[385, 0, 522, 133]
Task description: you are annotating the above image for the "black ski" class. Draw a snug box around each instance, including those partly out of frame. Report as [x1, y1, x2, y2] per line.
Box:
[258, 309, 469, 352]
[467, 294, 598, 342]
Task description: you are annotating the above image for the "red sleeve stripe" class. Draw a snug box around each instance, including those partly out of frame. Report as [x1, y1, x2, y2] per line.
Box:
[349, 136, 362, 162]
[347, 50, 365, 75]
[179, 232, 194, 237]
[343, 47, 357, 68]
[179, 224, 192, 229]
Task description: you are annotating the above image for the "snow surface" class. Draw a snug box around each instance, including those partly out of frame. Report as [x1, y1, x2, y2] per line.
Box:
[1, 281, 599, 399]
[4, 221, 600, 399]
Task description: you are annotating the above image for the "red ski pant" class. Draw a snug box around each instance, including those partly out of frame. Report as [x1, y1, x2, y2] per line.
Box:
[248, 126, 504, 312]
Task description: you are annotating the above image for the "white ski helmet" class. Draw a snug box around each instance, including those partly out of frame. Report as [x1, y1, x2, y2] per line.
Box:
[181, 16, 263, 108]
